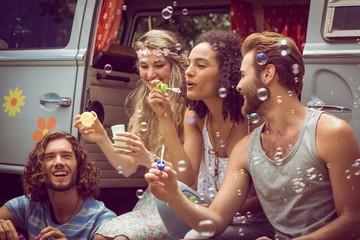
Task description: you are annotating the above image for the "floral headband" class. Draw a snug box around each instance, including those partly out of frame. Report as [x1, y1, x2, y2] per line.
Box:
[136, 48, 173, 60]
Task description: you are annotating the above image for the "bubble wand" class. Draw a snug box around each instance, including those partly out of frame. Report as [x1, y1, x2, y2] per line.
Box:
[157, 82, 181, 93]
[157, 144, 166, 171]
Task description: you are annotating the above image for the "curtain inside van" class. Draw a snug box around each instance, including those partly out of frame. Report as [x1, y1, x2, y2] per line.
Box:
[94, 0, 124, 55]
[230, 0, 309, 52]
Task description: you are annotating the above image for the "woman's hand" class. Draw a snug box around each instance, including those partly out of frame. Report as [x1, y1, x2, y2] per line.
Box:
[148, 80, 172, 118]
[145, 162, 180, 203]
[73, 111, 107, 144]
[113, 132, 154, 168]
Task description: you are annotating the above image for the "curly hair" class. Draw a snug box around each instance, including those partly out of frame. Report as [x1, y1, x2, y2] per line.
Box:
[241, 31, 304, 100]
[126, 29, 187, 160]
[187, 30, 245, 123]
[22, 131, 100, 202]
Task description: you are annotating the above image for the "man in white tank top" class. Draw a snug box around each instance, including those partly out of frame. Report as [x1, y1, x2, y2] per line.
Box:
[145, 31, 360, 239]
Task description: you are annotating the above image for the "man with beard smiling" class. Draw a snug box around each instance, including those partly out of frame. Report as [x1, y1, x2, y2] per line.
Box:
[145, 31, 360, 239]
[0, 131, 115, 240]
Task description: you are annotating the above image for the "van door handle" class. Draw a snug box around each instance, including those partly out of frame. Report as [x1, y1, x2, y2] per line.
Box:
[308, 105, 351, 113]
[40, 96, 71, 107]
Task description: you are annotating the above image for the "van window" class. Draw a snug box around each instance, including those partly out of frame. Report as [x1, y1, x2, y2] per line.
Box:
[132, 11, 231, 53]
[0, 0, 77, 50]
[323, 0, 360, 39]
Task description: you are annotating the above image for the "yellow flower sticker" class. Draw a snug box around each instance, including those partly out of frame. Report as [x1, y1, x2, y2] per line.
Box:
[3, 87, 26, 117]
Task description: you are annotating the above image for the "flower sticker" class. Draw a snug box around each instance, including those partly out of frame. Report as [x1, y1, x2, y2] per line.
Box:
[33, 117, 56, 142]
[2, 87, 26, 117]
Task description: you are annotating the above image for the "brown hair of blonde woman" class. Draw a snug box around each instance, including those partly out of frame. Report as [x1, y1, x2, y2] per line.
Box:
[241, 31, 304, 100]
[126, 29, 187, 160]
[22, 131, 100, 202]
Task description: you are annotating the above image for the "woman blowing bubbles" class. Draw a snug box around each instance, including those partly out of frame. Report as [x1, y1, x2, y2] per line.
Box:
[148, 30, 274, 240]
[74, 29, 187, 239]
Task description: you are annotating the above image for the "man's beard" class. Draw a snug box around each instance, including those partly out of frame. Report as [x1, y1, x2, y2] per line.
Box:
[45, 176, 77, 192]
[241, 79, 269, 117]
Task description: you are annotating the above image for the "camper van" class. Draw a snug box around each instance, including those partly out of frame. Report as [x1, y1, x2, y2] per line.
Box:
[0, 0, 359, 202]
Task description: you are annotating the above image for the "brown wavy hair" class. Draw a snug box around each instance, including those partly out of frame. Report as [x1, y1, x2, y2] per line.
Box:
[22, 131, 100, 202]
[187, 30, 245, 123]
[241, 31, 304, 100]
[126, 29, 187, 160]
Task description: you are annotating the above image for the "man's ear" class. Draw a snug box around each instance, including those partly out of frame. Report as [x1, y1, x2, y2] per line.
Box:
[262, 64, 276, 85]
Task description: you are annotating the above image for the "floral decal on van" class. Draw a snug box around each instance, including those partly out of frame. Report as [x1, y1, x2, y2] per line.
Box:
[33, 117, 56, 142]
[2, 87, 26, 117]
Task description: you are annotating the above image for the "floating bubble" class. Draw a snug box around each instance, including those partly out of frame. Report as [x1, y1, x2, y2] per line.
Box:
[246, 211, 252, 218]
[219, 139, 226, 148]
[162, 6, 173, 19]
[140, 121, 148, 132]
[237, 189, 242, 196]
[306, 167, 318, 180]
[291, 63, 300, 75]
[350, 159, 360, 176]
[122, 5, 127, 11]
[212, 43, 219, 50]
[188, 116, 196, 124]
[215, 131, 220, 138]
[116, 166, 123, 174]
[276, 95, 283, 104]
[294, 77, 299, 83]
[218, 87, 227, 98]
[292, 178, 305, 193]
[173, 1, 177, 6]
[345, 169, 352, 179]
[288, 90, 293, 96]
[257, 87, 268, 101]
[274, 147, 283, 161]
[238, 228, 245, 236]
[175, 43, 182, 51]
[104, 63, 113, 73]
[182, 8, 188, 15]
[178, 160, 187, 172]
[249, 112, 260, 124]
[197, 219, 216, 237]
[256, 53, 267, 65]
[136, 189, 144, 199]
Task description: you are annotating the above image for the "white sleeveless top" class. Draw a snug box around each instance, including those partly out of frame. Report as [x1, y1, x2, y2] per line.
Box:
[197, 115, 270, 224]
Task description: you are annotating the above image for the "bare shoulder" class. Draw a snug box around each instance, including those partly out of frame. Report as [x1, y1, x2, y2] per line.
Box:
[317, 113, 354, 139]
[228, 134, 252, 169]
[317, 113, 359, 164]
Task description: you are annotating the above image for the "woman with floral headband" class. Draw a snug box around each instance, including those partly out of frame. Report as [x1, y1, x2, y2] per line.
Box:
[74, 29, 187, 239]
[148, 30, 274, 239]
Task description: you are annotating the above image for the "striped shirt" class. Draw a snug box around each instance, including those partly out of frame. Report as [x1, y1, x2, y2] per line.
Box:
[5, 195, 116, 240]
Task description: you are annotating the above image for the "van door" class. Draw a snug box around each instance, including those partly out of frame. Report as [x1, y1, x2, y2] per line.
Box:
[302, 0, 360, 143]
[0, 0, 96, 173]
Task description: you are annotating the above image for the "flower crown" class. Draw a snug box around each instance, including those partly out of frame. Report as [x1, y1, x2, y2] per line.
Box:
[136, 48, 172, 59]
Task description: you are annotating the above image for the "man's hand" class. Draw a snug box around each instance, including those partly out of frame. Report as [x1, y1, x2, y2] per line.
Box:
[0, 219, 18, 240]
[37, 226, 67, 240]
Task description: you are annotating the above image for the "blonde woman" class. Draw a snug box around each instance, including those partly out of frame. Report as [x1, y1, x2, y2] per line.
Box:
[74, 29, 187, 239]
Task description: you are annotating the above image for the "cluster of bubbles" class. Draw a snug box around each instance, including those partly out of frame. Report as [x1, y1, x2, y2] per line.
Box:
[161, 2, 188, 20]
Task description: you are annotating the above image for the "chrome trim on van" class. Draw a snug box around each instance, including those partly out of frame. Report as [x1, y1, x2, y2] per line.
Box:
[303, 49, 360, 58]
[308, 105, 351, 113]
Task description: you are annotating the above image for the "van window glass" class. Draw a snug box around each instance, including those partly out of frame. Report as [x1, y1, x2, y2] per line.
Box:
[0, 0, 77, 50]
[332, 6, 360, 31]
[132, 13, 231, 53]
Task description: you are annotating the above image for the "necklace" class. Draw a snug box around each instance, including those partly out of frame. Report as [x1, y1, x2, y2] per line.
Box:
[207, 113, 234, 191]
[207, 113, 234, 157]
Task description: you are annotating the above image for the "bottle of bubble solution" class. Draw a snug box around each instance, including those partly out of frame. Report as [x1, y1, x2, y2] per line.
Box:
[80, 112, 95, 127]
